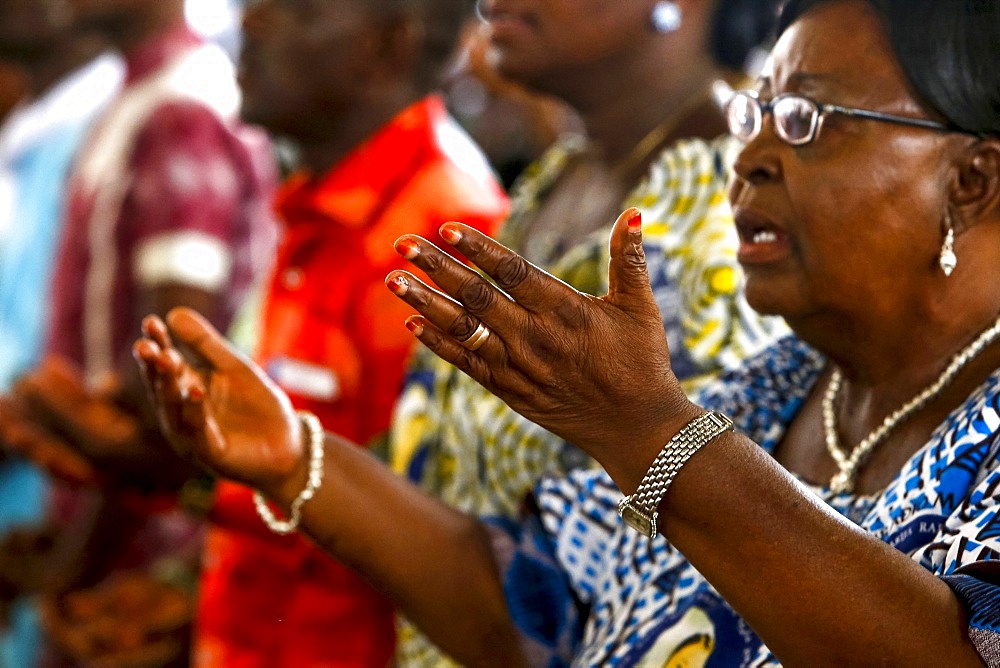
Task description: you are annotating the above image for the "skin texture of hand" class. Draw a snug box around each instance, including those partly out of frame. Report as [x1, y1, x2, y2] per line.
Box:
[386, 208, 701, 491]
[40, 572, 192, 668]
[133, 311, 305, 501]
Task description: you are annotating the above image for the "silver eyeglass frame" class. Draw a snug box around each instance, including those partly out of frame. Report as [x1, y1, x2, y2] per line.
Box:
[726, 89, 960, 147]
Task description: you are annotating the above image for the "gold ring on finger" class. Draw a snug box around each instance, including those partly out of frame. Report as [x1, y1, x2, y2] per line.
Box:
[460, 322, 490, 352]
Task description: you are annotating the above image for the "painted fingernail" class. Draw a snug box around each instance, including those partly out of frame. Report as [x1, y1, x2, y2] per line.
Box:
[395, 239, 420, 260]
[627, 209, 642, 232]
[387, 275, 410, 295]
[440, 223, 463, 245]
[187, 385, 204, 402]
[405, 317, 424, 336]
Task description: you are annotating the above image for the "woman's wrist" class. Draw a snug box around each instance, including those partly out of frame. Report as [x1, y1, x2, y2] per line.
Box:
[253, 410, 308, 504]
[254, 411, 325, 535]
[603, 396, 705, 494]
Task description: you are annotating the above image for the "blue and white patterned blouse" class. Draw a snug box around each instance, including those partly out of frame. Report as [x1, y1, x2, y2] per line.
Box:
[494, 335, 1000, 666]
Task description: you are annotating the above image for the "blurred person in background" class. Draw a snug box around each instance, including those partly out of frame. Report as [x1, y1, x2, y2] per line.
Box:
[187, 0, 506, 665]
[389, 0, 784, 662]
[444, 21, 579, 189]
[0, 0, 123, 663]
[0, 0, 276, 664]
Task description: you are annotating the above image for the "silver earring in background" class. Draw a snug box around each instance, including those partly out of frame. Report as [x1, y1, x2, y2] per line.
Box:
[475, 0, 489, 22]
[939, 211, 957, 277]
[651, 1, 682, 34]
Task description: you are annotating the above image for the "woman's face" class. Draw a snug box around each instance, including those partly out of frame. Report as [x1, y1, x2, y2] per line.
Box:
[477, 0, 650, 89]
[729, 0, 964, 326]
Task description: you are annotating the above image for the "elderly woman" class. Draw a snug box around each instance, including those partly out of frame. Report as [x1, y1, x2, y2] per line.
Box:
[135, 0, 1000, 664]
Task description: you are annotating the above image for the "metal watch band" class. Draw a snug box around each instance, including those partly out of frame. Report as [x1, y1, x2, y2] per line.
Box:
[617, 411, 733, 538]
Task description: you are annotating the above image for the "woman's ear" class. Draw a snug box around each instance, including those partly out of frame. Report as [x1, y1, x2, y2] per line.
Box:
[951, 136, 1000, 223]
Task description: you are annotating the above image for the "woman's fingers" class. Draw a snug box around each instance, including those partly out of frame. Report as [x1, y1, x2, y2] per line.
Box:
[403, 316, 537, 401]
[386, 271, 506, 358]
[606, 208, 658, 314]
[392, 236, 523, 337]
[424, 222, 580, 313]
[140, 315, 172, 351]
[164, 307, 245, 373]
[133, 334, 203, 459]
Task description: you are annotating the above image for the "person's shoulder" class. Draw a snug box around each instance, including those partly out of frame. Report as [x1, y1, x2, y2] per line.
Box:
[132, 102, 274, 183]
[139, 99, 227, 136]
[162, 43, 240, 119]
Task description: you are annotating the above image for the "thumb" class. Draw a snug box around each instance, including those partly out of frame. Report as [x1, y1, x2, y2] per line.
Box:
[607, 208, 657, 312]
[165, 308, 244, 373]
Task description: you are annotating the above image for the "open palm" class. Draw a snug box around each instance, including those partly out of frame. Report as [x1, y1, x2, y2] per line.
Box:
[134, 308, 304, 496]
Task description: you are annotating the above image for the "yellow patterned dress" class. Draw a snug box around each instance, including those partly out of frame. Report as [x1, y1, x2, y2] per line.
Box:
[389, 135, 787, 666]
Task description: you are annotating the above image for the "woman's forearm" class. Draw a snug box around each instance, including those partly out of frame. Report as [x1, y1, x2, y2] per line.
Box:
[654, 431, 981, 666]
[265, 432, 525, 667]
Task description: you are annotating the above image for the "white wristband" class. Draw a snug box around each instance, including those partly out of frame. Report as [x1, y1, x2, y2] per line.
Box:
[253, 410, 324, 535]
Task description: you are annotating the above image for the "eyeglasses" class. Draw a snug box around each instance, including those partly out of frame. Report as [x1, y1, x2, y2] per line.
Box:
[725, 89, 959, 147]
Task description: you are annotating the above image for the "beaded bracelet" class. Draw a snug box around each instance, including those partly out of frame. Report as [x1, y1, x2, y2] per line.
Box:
[253, 410, 324, 535]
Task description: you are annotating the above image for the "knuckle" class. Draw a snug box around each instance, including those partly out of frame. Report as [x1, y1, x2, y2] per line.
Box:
[624, 246, 647, 270]
[448, 311, 479, 340]
[419, 250, 446, 274]
[493, 255, 530, 291]
[552, 296, 592, 327]
[456, 278, 496, 314]
[406, 283, 433, 309]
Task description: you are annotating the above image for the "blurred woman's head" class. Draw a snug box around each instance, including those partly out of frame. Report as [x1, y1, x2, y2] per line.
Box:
[240, 0, 472, 142]
[475, 0, 781, 99]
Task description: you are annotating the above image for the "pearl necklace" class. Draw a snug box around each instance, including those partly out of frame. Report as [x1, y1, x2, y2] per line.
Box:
[823, 315, 1000, 494]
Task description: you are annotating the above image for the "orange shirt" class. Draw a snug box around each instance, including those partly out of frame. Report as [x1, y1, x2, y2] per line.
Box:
[196, 97, 507, 667]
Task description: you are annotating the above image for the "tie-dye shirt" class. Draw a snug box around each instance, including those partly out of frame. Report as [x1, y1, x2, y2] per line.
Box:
[391, 135, 788, 665]
[506, 335, 1000, 666]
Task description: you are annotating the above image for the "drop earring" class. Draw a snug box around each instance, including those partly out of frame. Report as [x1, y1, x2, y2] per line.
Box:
[939, 211, 957, 277]
[651, 1, 682, 34]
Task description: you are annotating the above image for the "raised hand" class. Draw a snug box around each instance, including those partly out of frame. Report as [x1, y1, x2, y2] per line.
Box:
[40, 573, 192, 668]
[385, 208, 700, 490]
[0, 391, 97, 485]
[133, 309, 304, 499]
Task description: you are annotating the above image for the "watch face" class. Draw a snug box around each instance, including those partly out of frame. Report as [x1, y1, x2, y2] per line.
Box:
[621, 504, 658, 538]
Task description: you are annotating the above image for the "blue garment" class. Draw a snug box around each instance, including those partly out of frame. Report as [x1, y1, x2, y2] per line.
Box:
[0, 119, 91, 389]
[0, 53, 122, 668]
[494, 335, 1000, 666]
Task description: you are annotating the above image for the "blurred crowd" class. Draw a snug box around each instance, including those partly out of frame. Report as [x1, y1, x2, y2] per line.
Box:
[0, 0, 781, 665]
